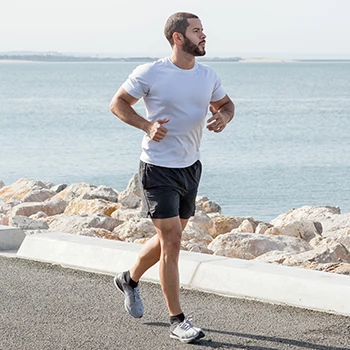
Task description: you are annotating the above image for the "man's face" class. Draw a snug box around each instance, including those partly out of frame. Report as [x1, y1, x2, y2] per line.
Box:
[182, 18, 206, 56]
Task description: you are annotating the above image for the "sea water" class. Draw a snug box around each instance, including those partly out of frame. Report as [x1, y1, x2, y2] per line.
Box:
[1, 61, 349, 222]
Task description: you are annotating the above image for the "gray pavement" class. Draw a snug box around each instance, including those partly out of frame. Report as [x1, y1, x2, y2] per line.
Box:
[1, 255, 350, 350]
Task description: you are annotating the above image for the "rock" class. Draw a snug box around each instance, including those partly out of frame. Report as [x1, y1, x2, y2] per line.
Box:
[336, 236, 350, 251]
[54, 182, 97, 202]
[196, 196, 222, 214]
[82, 185, 118, 202]
[211, 216, 246, 237]
[22, 188, 56, 202]
[80, 228, 121, 241]
[9, 215, 49, 230]
[30, 211, 48, 220]
[41, 180, 55, 188]
[315, 262, 350, 275]
[264, 227, 283, 236]
[0, 198, 21, 214]
[0, 181, 5, 189]
[255, 222, 273, 234]
[265, 221, 321, 242]
[254, 250, 293, 264]
[313, 221, 323, 235]
[208, 231, 312, 259]
[282, 243, 350, 266]
[113, 218, 156, 242]
[118, 174, 141, 209]
[181, 240, 213, 254]
[0, 214, 9, 226]
[9, 197, 68, 217]
[111, 207, 141, 221]
[46, 214, 122, 234]
[64, 199, 120, 216]
[182, 221, 213, 245]
[271, 206, 350, 237]
[189, 211, 216, 238]
[238, 219, 256, 233]
[50, 184, 67, 193]
[0, 178, 49, 200]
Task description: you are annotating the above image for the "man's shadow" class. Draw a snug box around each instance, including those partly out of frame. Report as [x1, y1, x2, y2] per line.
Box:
[143, 322, 349, 349]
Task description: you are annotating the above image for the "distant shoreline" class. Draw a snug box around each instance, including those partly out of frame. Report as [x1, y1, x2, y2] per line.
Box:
[0, 54, 349, 63]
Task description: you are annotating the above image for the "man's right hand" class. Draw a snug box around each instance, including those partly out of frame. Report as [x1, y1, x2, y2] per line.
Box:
[146, 118, 170, 142]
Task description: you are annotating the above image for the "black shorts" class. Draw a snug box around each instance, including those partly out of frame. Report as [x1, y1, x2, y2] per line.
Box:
[139, 160, 202, 219]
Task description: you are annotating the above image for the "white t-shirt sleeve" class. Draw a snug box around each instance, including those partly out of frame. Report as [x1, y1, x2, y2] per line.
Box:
[122, 63, 152, 99]
[211, 72, 227, 102]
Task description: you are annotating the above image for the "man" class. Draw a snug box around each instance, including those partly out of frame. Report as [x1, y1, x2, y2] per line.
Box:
[109, 12, 234, 343]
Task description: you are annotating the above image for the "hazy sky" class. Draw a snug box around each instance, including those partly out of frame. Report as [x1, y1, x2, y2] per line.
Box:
[2, 0, 350, 58]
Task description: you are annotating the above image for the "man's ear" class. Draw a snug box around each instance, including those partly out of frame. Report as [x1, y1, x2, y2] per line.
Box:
[172, 32, 183, 46]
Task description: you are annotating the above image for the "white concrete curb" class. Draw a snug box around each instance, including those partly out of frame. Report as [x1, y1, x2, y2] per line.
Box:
[15, 231, 350, 317]
[0, 225, 26, 250]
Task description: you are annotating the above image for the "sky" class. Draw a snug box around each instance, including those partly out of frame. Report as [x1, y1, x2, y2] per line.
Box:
[1, 0, 350, 59]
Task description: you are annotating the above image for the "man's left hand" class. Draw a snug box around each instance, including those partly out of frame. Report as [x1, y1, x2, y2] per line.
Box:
[206, 105, 229, 133]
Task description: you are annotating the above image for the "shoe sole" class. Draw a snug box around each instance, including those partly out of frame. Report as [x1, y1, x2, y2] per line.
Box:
[170, 330, 205, 343]
[113, 275, 143, 319]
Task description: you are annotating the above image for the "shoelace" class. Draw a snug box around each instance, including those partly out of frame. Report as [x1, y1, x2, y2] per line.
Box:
[179, 319, 193, 331]
[131, 286, 140, 302]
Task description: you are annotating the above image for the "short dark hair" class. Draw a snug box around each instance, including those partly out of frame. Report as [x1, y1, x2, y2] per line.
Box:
[164, 12, 199, 46]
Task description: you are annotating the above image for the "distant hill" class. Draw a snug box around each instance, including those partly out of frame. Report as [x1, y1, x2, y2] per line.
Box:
[0, 52, 242, 63]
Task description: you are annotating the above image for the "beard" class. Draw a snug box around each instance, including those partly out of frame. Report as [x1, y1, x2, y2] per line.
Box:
[182, 36, 206, 56]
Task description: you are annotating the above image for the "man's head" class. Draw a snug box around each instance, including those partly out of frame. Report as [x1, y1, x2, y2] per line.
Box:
[164, 12, 206, 56]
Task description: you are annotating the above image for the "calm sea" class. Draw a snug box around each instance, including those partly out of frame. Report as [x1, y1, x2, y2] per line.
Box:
[1, 61, 349, 222]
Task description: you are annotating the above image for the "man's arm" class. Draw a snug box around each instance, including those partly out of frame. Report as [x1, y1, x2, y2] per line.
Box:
[207, 95, 235, 133]
[109, 87, 169, 142]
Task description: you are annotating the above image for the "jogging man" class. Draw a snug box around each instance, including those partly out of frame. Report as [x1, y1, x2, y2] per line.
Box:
[109, 12, 234, 343]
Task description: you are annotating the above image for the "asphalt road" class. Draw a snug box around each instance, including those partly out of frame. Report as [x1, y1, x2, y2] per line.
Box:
[1, 255, 350, 350]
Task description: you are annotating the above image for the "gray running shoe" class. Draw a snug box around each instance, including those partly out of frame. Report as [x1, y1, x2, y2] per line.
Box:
[170, 318, 205, 343]
[114, 272, 144, 318]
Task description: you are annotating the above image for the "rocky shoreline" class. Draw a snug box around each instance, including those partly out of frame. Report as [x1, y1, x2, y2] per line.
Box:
[1, 177, 350, 276]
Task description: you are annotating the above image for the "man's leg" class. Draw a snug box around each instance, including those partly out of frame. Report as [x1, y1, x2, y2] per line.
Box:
[114, 217, 189, 318]
[129, 234, 161, 282]
[130, 219, 188, 283]
[152, 216, 184, 316]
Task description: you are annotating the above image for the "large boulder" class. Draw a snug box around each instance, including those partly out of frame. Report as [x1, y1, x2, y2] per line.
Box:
[111, 207, 141, 221]
[82, 185, 119, 202]
[64, 199, 120, 216]
[196, 196, 222, 214]
[54, 182, 97, 202]
[9, 197, 68, 217]
[118, 174, 141, 209]
[271, 206, 350, 237]
[21, 188, 56, 202]
[9, 215, 49, 230]
[182, 221, 213, 245]
[112, 218, 156, 242]
[189, 211, 216, 238]
[0, 178, 49, 200]
[211, 216, 246, 237]
[282, 243, 350, 267]
[46, 214, 122, 234]
[264, 220, 322, 242]
[208, 231, 312, 259]
[238, 219, 257, 233]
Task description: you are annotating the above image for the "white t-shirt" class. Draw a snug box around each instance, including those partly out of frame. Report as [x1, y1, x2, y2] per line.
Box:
[122, 57, 227, 168]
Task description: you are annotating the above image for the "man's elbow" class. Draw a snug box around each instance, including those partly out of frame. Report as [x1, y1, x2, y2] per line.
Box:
[109, 102, 116, 115]
[109, 97, 120, 116]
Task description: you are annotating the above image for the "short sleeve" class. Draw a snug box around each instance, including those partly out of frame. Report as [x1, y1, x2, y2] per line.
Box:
[122, 63, 152, 99]
[211, 75, 227, 102]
